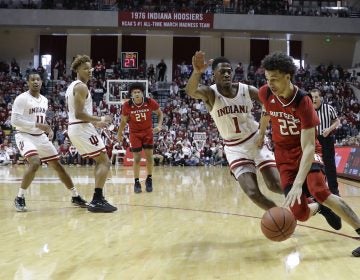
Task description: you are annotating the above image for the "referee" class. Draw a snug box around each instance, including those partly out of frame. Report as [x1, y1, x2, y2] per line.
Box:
[310, 89, 341, 196]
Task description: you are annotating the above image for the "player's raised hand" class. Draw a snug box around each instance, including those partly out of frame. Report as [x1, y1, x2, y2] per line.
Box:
[192, 51, 210, 74]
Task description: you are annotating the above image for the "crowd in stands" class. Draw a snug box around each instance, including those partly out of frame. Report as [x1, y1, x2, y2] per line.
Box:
[1, 0, 357, 17]
[0, 53, 359, 166]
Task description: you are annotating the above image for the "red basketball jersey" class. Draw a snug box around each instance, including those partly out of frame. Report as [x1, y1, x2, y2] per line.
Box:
[122, 98, 159, 133]
[259, 85, 321, 151]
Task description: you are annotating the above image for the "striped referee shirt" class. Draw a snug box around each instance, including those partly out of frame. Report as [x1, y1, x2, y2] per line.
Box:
[315, 102, 338, 136]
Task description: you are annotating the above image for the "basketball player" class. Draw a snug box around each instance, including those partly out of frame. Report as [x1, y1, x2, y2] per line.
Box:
[117, 82, 163, 193]
[185, 51, 282, 211]
[66, 55, 117, 212]
[259, 52, 360, 257]
[11, 70, 87, 212]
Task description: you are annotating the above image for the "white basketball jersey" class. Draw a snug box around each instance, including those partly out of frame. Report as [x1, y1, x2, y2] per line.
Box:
[12, 91, 48, 134]
[66, 80, 93, 123]
[209, 83, 258, 141]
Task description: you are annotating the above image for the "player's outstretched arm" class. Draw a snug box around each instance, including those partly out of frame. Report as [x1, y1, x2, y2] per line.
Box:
[257, 111, 270, 148]
[248, 85, 261, 103]
[185, 51, 213, 103]
[284, 127, 316, 207]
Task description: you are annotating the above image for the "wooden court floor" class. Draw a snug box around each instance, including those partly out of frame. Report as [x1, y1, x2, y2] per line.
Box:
[0, 165, 360, 280]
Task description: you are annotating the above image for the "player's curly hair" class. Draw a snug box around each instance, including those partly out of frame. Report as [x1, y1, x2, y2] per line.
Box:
[211, 57, 231, 70]
[71, 55, 91, 71]
[261, 52, 297, 78]
[128, 82, 145, 95]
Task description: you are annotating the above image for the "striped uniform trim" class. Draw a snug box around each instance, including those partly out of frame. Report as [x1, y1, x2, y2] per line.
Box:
[24, 150, 38, 158]
[315, 103, 338, 135]
[68, 121, 90, 125]
[17, 131, 44, 136]
[81, 147, 107, 159]
[230, 158, 256, 170]
[257, 160, 277, 170]
[41, 154, 60, 163]
[224, 131, 257, 147]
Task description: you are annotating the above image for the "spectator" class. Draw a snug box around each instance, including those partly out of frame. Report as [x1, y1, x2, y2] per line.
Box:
[156, 59, 167, 81]
[0, 144, 11, 165]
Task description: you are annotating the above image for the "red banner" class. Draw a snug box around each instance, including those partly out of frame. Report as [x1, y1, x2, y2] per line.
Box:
[335, 146, 360, 180]
[335, 147, 352, 174]
[119, 12, 213, 29]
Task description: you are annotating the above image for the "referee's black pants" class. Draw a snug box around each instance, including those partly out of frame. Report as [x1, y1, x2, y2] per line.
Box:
[318, 135, 339, 195]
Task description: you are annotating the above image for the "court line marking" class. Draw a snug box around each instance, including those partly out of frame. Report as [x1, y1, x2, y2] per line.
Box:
[117, 203, 360, 241]
[1, 197, 359, 241]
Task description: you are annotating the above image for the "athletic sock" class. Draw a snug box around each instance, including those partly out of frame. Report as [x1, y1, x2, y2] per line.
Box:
[93, 188, 103, 200]
[17, 188, 26, 197]
[70, 187, 79, 197]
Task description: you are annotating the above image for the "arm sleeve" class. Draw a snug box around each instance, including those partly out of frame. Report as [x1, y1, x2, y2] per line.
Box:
[11, 113, 36, 129]
[11, 96, 36, 129]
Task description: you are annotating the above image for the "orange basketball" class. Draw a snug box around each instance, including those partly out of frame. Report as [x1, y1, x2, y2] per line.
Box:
[261, 207, 297, 242]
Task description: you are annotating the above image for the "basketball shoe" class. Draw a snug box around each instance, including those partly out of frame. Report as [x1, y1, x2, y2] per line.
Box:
[14, 195, 27, 212]
[71, 195, 88, 208]
[318, 204, 342, 230]
[353, 247, 360, 257]
[145, 177, 152, 192]
[87, 197, 117, 213]
[134, 181, 142, 193]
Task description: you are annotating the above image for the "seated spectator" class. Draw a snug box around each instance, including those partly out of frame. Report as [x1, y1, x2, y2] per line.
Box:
[172, 143, 185, 166]
[213, 145, 225, 166]
[153, 145, 164, 166]
[67, 144, 79, 165]
[185, 149, 201, 166]
[0, 144, 11, 166]
[5, 142, 17, 164]
[58, 141, 69, 165]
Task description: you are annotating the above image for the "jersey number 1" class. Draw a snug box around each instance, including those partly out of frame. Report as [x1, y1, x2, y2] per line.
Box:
[232, 117, 242, 133]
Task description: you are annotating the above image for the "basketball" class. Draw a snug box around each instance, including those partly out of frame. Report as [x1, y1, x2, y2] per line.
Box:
[261, 207, 297, 242]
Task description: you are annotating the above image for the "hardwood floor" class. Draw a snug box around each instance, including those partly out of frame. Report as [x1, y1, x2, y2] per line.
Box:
[0, 165, 359, 280]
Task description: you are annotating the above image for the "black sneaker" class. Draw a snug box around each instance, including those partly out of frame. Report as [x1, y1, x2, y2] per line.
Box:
[71, 195, 88, 208]
[88, 197, 117, 213]
[318, 204, 342, 230]
[352, 247, 360, 257]
[14, 196, 27, 212]
[134, 181, 142, 193]
[145, 177, 153, 192]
